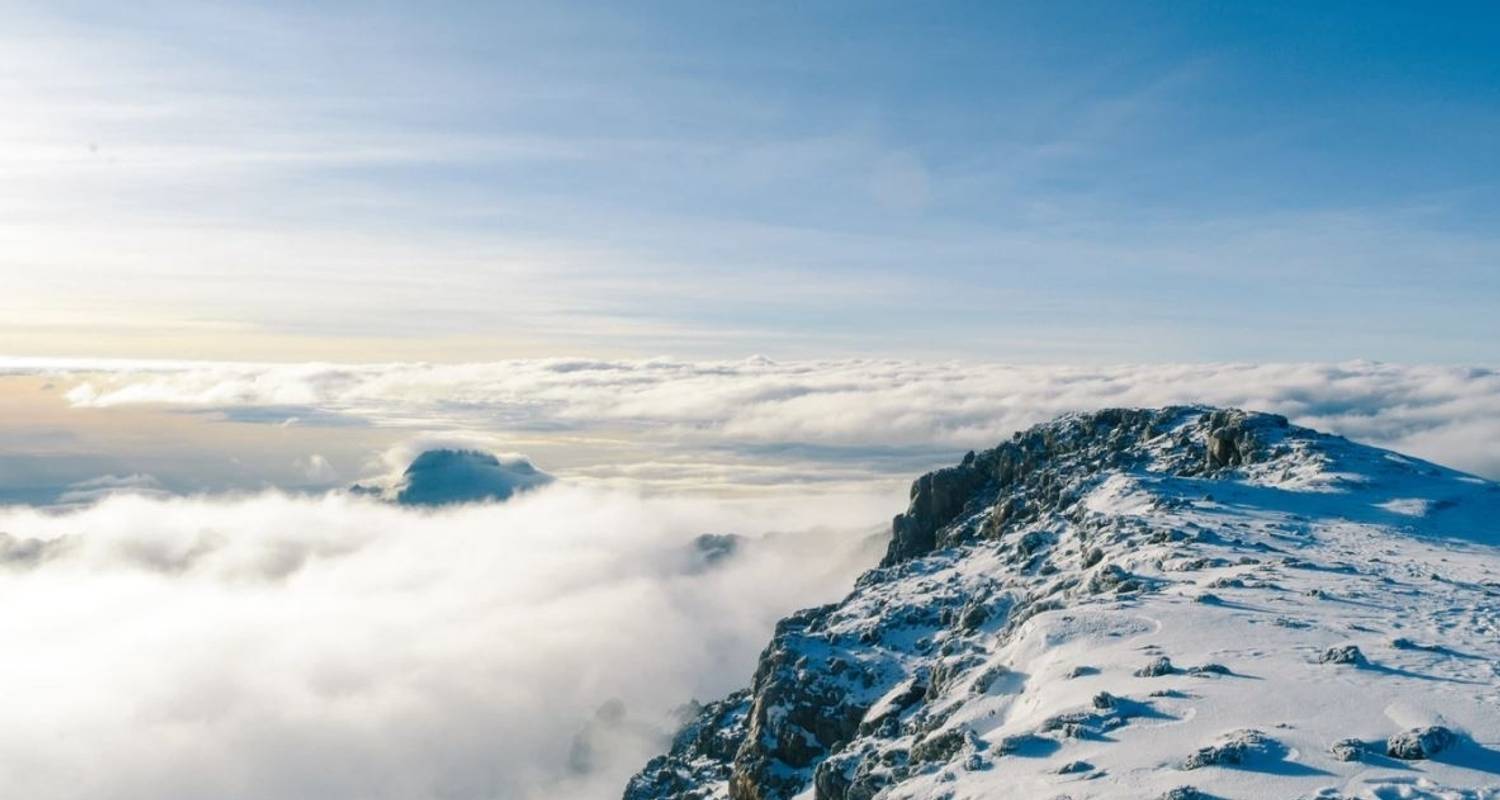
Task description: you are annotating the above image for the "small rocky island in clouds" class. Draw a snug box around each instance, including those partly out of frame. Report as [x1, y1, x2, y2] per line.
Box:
[352, 448, 553, 507]
[624, 407, 1500, 799]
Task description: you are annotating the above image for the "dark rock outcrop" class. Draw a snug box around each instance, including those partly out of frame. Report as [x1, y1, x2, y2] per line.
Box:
[1318, 645, 1366, 666]
[880, 407, 1290, 567]
[1135, 656, 1176, 677]
[882, 456, 987, 566]
[1181, 729, 1277, 769]
[622, 691, 752, 800]
[1330, 738, 1365, 762]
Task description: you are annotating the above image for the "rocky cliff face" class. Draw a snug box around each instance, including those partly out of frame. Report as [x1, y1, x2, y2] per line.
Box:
[623, 406, 1500, 800]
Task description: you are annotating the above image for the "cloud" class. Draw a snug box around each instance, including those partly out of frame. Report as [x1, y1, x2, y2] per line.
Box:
[55, 473, 170, 506]
[295, 454, 338, 484]
[0, 485, 887, 800]
[31, 357, 1500, 479]
[5, 357, 1500, 798]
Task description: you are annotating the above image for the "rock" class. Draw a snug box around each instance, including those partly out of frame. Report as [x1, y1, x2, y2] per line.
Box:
[956, 601, 990, 633]
[1318, 645, 1366, 666]
[1057, 759, 1092, 774]
[1329, 738, 1365, 762]
[810, 750, 897, 800]
[927, 656, 979, 701]
[1014, 530, 1049, 558]
[1390, 636, 1442, 652]
[622, 691, 752, 800]
[1159, 788, 1204, 800]
[725, 604, 871, 800]
[1088, 563, 1134, 594]
[884, 406, 1290, 566]
[1203, 408, 1283, 469]
[970, 664, 1009, 695]
[690, 533, 743, 568]
[1182, 729, 1276, 769]
[1206, 433, 1239, 469]
[1386, 726, 1457, 760]
[911, 728, 966, 764]
[882, 461, 988, 565]
[1135, 656, 1175, 677]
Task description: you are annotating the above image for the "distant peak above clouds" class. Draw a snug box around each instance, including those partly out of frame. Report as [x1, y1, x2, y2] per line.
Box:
[390, 448, 553, 507]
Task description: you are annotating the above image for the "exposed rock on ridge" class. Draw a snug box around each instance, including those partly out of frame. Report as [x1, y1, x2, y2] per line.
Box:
[881, 407, 1288, 567]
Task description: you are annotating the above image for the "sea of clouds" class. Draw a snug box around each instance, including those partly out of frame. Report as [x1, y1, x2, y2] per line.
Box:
[26, 357, 1500, 479]
[2, 356, 1499, 799]
[0, 485, 885, 800]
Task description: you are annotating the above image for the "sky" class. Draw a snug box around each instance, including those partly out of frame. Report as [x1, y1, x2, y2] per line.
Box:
[3, 1, 1497, 362]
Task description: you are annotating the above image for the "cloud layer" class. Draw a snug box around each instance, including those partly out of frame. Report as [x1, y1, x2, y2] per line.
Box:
[0, 486, 885, 800]
[35, 358, 1500, 479]
[4, 357, 1500, 798]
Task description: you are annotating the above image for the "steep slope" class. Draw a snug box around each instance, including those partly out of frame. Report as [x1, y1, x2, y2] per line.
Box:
[623, 407, 1500, 800]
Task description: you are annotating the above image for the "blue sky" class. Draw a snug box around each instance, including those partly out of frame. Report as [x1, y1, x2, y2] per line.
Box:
[2, 1, 1496, 361]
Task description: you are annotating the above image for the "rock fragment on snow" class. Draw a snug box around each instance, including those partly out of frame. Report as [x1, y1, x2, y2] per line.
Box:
[1181, 729, 1276, 769]
[1386, 726, 1456, 760]
[1135, 656, 1175, 677]
[1317, 645, 1366, 665]
[1329, 738, 1365, 762]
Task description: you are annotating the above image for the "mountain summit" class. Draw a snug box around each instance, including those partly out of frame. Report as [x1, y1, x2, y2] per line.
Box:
[624, 407, 1500, 800]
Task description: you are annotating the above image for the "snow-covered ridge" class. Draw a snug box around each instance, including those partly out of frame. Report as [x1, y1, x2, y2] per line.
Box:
[623, 406, 1500, 800]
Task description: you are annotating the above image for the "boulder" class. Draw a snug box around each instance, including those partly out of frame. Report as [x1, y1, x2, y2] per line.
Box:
[1386, 726, 1456, 760]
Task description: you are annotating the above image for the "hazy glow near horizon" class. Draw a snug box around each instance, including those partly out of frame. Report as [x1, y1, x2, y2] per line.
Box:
[3, 3, 1498, 362]
[5, 357, 1500, 507]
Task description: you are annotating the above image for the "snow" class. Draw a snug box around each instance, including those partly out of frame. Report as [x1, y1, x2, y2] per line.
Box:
[628, 408, 1500, 800]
